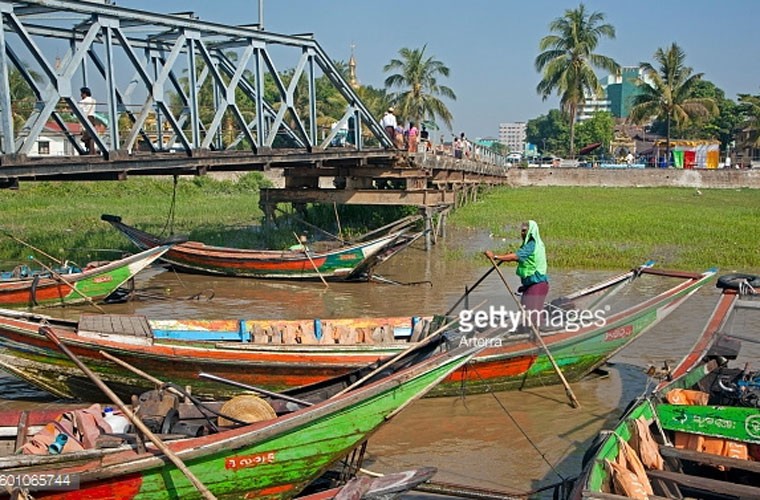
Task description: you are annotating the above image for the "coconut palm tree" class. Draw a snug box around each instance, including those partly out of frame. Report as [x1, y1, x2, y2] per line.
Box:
[629, 43, 717, 167]
[383, 45, 455, 130]
[535, 3, 619, 158]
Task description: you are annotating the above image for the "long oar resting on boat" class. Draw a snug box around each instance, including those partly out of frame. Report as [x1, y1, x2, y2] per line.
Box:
[569, 273, 760, 500]
[0, 324, 500, 499]
[0, 264, 715, 400]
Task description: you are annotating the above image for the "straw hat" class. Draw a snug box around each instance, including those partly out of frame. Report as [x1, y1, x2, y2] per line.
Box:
[218, 395, 277, 427]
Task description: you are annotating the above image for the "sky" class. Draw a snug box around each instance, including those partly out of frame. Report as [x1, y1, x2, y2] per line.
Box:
[118, 0, 760, 139]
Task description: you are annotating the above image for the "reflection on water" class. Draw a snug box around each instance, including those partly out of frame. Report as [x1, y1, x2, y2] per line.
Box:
[2, 228, 755, 498]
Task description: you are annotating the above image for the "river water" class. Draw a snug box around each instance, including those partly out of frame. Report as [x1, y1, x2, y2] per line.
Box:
[1, 227, 757, 498]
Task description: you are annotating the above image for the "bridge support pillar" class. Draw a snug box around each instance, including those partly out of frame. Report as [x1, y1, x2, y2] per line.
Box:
[421, 206, 433, 251]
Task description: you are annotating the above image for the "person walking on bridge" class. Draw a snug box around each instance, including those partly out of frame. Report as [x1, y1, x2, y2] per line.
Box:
[380, 107, 397, 143]
[78, 86, 98, 155]
[485, 220, 549, 330]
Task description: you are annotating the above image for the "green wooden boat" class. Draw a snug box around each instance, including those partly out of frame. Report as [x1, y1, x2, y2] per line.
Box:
[0, 245, 171, 309]
[570, 274, 760, 500]
[0, 326, 495, 499]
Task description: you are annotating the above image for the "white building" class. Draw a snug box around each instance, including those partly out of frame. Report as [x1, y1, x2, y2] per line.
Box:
[498, 122, 526, 153]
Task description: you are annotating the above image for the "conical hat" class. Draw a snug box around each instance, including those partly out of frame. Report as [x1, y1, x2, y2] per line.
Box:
[218, 395, 277, 427]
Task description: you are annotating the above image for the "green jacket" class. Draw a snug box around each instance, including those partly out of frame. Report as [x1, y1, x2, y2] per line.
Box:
[515, 220, 548, 286]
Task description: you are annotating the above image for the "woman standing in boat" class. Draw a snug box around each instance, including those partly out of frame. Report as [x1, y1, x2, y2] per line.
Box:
[485, 220, 549, 330]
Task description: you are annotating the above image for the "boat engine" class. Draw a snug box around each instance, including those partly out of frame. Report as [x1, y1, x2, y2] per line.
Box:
[136, 389, 179, 434]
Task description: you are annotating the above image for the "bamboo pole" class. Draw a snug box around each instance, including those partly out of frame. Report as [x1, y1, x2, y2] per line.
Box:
[292, 232, 329, 288]
[485, 254, 581, 408]
[0, 228, 63, 265]
[41, 327, 217, 500]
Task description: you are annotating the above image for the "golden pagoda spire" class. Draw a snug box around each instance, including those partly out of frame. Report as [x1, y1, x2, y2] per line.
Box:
[348, 42, 359, 89]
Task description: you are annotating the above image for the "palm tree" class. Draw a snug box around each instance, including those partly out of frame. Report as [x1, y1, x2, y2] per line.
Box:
[535, 3, 619, 157]
[383, 45, 455, 130]
[629, 43, 717, 166]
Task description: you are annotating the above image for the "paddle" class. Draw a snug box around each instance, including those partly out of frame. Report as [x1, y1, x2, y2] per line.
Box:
[198, 372, 313, 407]
[0, 228, 64, 265]
[292, 232, 329, 288]
[41, 327, 217, 500]
[28, 256, 107, 313]
[485, 254, 581, 409]
[332, 312, 471, 398]
[444, 262, 502, 316]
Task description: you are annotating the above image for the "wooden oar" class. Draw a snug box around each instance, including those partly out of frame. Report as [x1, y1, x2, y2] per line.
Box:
[332, 313, 468, 398]
[0, 228, 63, 265]
[198, 372, 313, 407]
[41, 326, 218, 500]
[485, 254, 581, 408]
[99, 350, 185, 397]
[293, 232, 329, 288]
[444, 263, 502, 316]
[29, 256, 107, 313]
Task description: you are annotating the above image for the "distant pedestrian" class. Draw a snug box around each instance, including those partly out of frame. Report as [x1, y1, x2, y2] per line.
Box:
[407, 122, 418, 152]
[724, 155, 732, 169]
[453, 135, 463, 159]
[79, 86, 98, 155]
[380, 107, 397, 142]
[394, 123, 406, 149]
[420, 125, 430, 151]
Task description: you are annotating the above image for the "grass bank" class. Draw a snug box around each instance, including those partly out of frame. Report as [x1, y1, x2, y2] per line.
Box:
[450, 186, 760, 272]
[0, 174, 413, 267]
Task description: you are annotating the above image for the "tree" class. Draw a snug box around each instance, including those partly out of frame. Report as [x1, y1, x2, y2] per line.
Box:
[526, 109, 570, 156]
[575, 111, 615, 152]
[535, 3, 619, 157]
[677, 80, 740, 150]
[383, 45, 455, 130]
[628, 43, 718, 166]
[736, 93, 760, 151]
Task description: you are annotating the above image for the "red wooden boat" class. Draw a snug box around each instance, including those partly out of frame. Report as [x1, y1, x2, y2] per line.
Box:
[101, 214, 420, 281]
[0, 266, 715, 400]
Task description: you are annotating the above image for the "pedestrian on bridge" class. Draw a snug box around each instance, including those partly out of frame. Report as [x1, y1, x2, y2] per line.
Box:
[380, 107, 397, 143]
[79, 87, 98, 155]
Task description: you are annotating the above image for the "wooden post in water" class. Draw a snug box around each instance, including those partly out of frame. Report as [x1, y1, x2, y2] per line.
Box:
[422, 207, 432, 251]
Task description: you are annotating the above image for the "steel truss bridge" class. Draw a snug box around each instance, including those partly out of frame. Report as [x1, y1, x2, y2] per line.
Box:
[0, 0, 510, 226]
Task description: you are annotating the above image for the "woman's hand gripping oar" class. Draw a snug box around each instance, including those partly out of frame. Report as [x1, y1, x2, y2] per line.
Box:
[484, 253, 581, 408]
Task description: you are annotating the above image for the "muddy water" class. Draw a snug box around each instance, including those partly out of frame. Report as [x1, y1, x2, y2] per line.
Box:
[1, 227, 755, 498]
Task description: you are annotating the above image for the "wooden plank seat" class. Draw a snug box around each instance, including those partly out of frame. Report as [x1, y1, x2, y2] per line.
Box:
[647, 469, 760, 498]
[659, 445, 760, 474]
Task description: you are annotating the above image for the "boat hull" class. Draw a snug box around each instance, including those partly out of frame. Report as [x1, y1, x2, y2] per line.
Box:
[0, 246, 170, 308]
[0, 268, 714, 401]
[102, 215, 410, 280]
[0, 338, 475, 499]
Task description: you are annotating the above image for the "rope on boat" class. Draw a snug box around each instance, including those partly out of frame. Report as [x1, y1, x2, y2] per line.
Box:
[466, 365, 568, 482]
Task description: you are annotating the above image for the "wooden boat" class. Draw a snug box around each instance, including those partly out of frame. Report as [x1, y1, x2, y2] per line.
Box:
[0, 245, 171, 309]
[296, 468, 436, 499]
[0, 327, 486, 500]
[101, 214, 420, 281]
[0, 266, 715, 400]
[570, 273, 760, 499]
